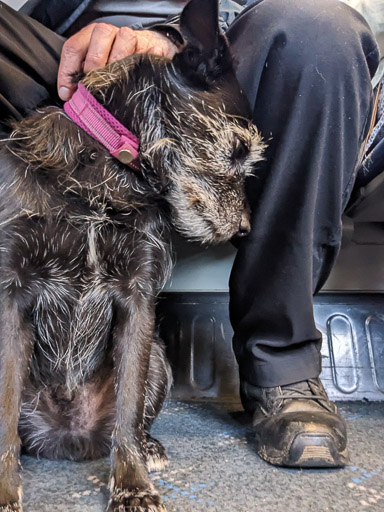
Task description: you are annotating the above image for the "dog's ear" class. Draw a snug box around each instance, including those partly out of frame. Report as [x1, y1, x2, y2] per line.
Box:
[174, 0, 232, 86]
[180, 0, 219, 55]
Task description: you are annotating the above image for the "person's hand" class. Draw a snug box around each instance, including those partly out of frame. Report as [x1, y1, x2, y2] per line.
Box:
[57, 23, 177, 101]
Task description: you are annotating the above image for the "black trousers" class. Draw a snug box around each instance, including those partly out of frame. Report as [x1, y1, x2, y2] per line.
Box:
[0, 1, 379, 393]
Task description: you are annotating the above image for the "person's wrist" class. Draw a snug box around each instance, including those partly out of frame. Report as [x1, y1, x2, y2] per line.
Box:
[148, 25, 184, 50]
[153, 29, 180, 49]
[139, 29, 178, 54]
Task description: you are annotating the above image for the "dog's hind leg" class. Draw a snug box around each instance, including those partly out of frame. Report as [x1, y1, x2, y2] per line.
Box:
[0, 301, 34, 512]
[108, 299, 166, 512]
[144, 338, 172, 473]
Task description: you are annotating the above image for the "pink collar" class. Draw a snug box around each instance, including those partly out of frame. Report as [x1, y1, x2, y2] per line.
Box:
[64, 83, 140, 171]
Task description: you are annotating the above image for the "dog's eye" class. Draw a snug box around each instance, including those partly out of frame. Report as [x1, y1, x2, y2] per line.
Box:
[232, 138, 249, 161]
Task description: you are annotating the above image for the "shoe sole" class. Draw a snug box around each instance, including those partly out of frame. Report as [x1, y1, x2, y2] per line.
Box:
[256, 433, 349, 468]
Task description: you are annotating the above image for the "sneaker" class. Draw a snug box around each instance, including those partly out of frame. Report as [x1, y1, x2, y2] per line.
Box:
[243, 378, 349, 468]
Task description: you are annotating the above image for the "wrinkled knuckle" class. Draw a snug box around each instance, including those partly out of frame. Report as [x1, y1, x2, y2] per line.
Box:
[136, 31, 148, 43]
[119, 26, 135, 39]
[86, 53, 104, 66]
[62, 40, 80, 56]
[94, 22, 116, 36]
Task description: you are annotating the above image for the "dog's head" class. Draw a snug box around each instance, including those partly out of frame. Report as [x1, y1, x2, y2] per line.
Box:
[80, 0, 264, 243]
[2, 0, 264, 244]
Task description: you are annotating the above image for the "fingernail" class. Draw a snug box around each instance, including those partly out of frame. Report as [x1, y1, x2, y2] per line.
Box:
[59, 87, 71, 101]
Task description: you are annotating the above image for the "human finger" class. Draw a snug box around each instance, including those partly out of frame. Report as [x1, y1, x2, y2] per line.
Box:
[57, 24, 95, 101]
[83, 23, 119, 73]
[107, 26, 139, 64]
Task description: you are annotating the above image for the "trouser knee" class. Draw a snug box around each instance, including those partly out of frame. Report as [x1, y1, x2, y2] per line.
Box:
[229, 0, 378, 106]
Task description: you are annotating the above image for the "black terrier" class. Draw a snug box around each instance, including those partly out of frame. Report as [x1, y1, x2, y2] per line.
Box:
[0, 0, 264, 510]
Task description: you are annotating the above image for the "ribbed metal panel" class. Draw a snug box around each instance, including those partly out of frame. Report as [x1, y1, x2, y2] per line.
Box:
[157, 292, 384, 401]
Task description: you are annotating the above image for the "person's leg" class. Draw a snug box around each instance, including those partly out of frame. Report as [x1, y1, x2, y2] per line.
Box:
[0, 1, 64, 133]
[228, 0, 378, 389]
[226, 0, 379, 466]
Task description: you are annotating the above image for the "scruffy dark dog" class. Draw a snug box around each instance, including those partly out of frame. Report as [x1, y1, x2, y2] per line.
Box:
[0, 0, 263, 510]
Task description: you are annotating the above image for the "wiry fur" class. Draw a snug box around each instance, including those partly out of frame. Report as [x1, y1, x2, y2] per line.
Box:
[0, 1, 264, 510]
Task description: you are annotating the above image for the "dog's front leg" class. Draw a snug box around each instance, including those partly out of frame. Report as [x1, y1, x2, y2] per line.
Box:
[0, 301, 33, 511]
[108, 297, 166, 512]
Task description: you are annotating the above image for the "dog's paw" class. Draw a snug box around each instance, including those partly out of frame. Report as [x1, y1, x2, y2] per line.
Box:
[146, 436, 168, 472]
[0, 503, 22, 512]
[107, 489, 166, 511]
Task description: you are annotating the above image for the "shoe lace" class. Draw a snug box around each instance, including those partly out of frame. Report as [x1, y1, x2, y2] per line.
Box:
[271, 379, 329, 403]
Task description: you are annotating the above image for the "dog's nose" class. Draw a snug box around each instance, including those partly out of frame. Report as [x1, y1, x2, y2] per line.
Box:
[237, 213, 251, 237]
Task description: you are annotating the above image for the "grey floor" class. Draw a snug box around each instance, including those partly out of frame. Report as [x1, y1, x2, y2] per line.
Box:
[21, 400, 384, 512]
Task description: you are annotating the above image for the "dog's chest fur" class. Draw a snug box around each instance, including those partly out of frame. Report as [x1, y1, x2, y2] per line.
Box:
[1, 211, 170, 389]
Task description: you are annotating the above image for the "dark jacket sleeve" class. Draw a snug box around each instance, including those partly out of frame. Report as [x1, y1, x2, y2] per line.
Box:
[20, 0, 184, 44]
[20, 0, 93, 34]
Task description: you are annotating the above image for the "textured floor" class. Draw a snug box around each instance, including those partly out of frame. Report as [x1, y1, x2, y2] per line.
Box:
[20, 400, 384, 512]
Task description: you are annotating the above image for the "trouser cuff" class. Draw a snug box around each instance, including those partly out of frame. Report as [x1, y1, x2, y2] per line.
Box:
[239, 341, 322, 389]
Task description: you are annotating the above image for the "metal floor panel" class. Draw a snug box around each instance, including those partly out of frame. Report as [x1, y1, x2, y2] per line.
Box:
[157, 292, 384, 401]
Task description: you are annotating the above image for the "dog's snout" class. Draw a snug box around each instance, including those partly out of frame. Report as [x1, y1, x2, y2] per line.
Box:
[237, 212, 251, 237]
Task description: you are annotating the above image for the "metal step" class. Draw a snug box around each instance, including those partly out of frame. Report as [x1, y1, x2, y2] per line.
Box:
[157, 292, 384, 401]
